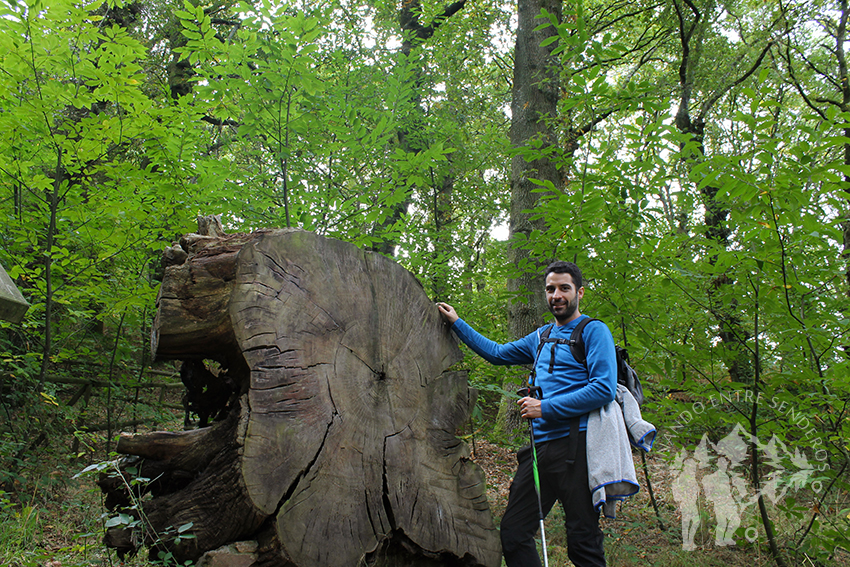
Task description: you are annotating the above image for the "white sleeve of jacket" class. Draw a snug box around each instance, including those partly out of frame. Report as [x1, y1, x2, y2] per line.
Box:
[586, 394, 639, 519]
[618, 385, 656, 452]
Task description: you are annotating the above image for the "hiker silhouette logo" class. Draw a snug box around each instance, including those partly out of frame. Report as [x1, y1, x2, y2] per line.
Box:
[670, 424, 818, 550]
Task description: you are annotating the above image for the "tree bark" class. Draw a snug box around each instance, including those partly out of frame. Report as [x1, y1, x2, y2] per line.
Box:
[497, 0, 563, 439]
[508, 0, 563, 329]
[100, 228, 500, 567]
[369, 0, 467, 257]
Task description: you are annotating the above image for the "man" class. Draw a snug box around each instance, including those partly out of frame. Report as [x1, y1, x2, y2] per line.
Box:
[436, 261, 616, 567]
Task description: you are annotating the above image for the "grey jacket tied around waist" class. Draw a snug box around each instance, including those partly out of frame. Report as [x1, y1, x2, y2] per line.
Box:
[586, 384, 656, 518]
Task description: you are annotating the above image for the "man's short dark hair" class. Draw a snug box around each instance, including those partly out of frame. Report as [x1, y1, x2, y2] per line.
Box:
[543, 261, 582, 289]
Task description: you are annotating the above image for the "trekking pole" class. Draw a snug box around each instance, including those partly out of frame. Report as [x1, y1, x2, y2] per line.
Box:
[518, 385, 549, 567]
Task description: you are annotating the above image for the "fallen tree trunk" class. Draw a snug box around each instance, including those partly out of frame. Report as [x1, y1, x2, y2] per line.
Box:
[99, 226, 500, 567]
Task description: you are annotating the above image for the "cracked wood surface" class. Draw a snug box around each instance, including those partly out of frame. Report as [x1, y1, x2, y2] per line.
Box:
[121, 229, 500, 567]
[231, 231, 498, 566]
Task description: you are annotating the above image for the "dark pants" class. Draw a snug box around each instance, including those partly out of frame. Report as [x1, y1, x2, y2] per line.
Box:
[500, 431, 605, 567]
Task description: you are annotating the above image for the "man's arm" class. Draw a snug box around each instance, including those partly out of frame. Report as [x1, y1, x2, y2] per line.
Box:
[439, 302, 540, 419]
[436, 302, 534, 365]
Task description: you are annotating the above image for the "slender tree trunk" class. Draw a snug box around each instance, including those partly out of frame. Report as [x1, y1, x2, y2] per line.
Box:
[38, 147, 62, 388]
[105, 310, 126, 455]
[747, 289, 787, 567]
[431, 161, 454, 301]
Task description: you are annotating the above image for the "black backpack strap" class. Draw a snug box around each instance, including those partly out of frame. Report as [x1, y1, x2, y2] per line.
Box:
[569, 317, 601, 367]
[528, 324, 555, 388]
[536, 318, 601, 374]
[536, 324, 553, 356]
[542, 324, 565, 375]
[534, 319, 598, 461]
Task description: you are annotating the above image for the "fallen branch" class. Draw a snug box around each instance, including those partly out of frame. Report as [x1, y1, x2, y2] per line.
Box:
[43, 375, 183, 390]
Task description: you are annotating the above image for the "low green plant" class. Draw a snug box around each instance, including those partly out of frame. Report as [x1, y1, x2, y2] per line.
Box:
[0, 490, 42, 556]
[76, 459, 196, 566]
[0, 480, 109, 567]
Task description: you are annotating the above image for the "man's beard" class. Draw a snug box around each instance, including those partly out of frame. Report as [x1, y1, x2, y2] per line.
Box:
[549, 296, 578, 323]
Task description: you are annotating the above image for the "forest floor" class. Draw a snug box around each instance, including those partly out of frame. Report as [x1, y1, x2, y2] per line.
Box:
[3, 416, 849, 567]
[470, 438, 850, 567]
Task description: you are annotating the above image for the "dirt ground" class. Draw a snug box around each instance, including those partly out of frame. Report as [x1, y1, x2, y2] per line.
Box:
[469, 437, 849, 567]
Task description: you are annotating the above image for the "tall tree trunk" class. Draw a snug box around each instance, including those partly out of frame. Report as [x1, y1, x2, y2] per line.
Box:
[38, 147, 62, 388]
[496, 0, 563, 437]
[370, 0, 467, 257]
[508, 0, 563, 333]
[671, 0, 772, 384]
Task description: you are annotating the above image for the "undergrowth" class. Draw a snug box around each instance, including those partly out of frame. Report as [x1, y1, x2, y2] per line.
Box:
[1, 383, 849, 567]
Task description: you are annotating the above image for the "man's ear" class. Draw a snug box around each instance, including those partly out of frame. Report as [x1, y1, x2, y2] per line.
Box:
[577, 286, 585, 301]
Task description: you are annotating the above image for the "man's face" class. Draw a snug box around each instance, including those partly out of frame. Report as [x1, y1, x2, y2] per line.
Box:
[545, 272, 584, 324]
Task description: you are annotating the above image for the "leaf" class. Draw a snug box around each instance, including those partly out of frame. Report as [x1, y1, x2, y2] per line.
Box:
[581, 195, 605, 214]
[177, 522, 194, 533]
[105, 514, 131, 528]
[74, 461, 109, 478]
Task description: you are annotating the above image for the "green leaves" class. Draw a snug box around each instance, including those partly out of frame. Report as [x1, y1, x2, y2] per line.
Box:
[0, 0, 205, 377]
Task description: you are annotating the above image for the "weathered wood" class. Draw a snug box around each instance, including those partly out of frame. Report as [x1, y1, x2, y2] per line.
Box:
[197, 541, 259, 567]
[117, 426, 224, 461]
[0, 263, 29, 324]
[101, 402, 266, 560]
[138, 404, 267, 562]
[151, 231, 257, 362]
[102, 229, 500, 567]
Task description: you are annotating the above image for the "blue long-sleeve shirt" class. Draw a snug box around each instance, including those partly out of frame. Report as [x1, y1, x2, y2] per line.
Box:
[451, 315, 618, 443]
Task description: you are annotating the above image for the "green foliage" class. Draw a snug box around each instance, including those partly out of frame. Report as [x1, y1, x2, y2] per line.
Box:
[0, 0, 849, 563]
[0, 459, 108, 567]
[75, 458, 197, 566]
[497, 1, 850, 560]
[0, 0, 191, 375]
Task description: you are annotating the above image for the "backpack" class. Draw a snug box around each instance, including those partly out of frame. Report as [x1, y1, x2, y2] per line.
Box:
[536, 317, 644, 405]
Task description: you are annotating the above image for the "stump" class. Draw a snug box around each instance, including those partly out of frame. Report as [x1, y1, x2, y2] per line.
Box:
[99, 227, 500, 567]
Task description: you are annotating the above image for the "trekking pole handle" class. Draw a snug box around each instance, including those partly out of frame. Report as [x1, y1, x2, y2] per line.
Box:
[517, 386, 543, 400]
